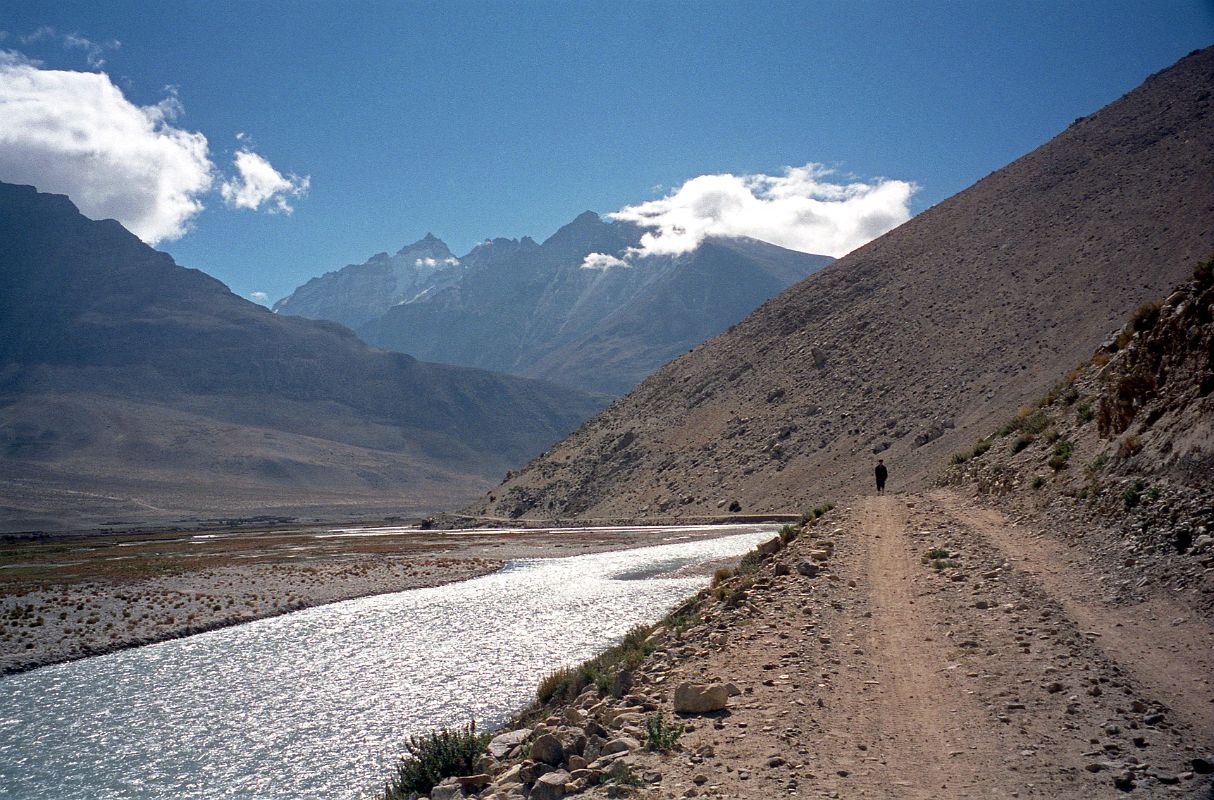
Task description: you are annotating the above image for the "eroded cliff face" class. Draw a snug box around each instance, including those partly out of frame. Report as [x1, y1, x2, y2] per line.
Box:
[1096, 263, 1214, 483]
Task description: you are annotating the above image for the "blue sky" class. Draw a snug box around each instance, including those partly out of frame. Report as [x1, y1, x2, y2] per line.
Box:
[1, 1, 1211, 304]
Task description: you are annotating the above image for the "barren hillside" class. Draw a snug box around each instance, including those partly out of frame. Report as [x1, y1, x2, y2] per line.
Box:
[0, 183, 603, 532]
[473, 46, 1214, 522]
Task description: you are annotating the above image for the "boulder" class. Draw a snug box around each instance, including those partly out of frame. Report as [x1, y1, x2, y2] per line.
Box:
[673, 682, 729, 713]
[429, 779, 464, 800]
[456, 774, 491, 790]
[519, 761, 554, 784]
[796, 560, 820, 577]
[530, 769, 572, 800]
[756, 536, 783, 556]
[488, 728, 532, 759]
[602, 736, 641, 755]
[530, 733, 565, 766]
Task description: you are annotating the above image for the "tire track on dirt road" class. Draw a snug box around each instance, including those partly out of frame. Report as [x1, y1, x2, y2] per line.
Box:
[932, 489, 1214, 739]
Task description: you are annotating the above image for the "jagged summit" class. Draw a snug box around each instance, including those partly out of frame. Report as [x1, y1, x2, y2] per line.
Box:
[473, 45, 1214, 521]
[273, 234, 463, 328]
[279, 208, 831, 395]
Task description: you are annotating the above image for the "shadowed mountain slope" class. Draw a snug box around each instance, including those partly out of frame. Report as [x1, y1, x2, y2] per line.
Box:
[0, 182, 604, 531]
[473, 46, 1214, 521]
[271, 233, 463, 330]
[279, 212, 831, 396]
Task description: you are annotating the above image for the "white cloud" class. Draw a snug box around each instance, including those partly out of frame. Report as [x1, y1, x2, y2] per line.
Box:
[248, 291, 270, 305]
[0, 56, 213, 243]
[607, 164, 915, 260]
[0, 57, 307, 243]
[580, 252, 630, 270]
[413, 256, 459, 268]
[219, 149, 309, 213]
[20, 27, 119, 68]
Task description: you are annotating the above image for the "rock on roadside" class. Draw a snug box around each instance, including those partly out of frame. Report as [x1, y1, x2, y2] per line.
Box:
[673, 682, 729, 714]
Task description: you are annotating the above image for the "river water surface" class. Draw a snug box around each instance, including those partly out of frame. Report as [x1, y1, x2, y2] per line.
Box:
[0, 526, 772, 800]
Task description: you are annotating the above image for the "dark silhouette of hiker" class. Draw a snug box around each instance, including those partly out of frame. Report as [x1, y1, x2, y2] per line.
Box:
[875, 459, 888, 495]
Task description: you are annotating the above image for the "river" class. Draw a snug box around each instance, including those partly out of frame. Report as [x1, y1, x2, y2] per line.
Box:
[0, 525, 772, 800]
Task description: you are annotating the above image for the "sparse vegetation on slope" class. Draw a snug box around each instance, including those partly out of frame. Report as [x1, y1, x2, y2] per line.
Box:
[472, 47, 1214, 524]
[942, 257, 1214, 609]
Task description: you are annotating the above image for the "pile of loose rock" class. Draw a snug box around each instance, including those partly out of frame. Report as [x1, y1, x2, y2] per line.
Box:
[425, 678, 730, 800]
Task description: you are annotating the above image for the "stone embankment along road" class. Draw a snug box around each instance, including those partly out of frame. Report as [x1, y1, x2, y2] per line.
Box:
[465, 492, 1213, 799]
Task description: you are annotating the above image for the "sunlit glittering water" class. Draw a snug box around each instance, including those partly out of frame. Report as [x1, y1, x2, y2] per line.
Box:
[0, 526, 773, 800]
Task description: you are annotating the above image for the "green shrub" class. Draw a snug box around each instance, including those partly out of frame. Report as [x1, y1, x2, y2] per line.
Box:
[383, 721, 489, 799]
[1123, 479, 1146, 509]
[1031, 476, 1046, 489]
[951, 440, 992, 464]
[644, 711, 686, 752]
[1010, 435, 1033, 454]
[1039, 382, 1078, 407]
[1113, 301, 1162, 350]
[1129, 301, 1162, 334]
[1000, 409, 1049, 437]
[801, 503, 834, 524]
[1048, 439, 1073, 470]
[1076, 403, 1094, 424]
[536, 624, 656, 704]
[1194, 257, 1212, 290]
[925, 547, 950, 560]
[708, 575, 747, 606]
[736, 550, 764, 575]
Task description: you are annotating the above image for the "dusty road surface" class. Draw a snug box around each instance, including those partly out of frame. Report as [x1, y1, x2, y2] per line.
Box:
[566, 492, 1214, 799]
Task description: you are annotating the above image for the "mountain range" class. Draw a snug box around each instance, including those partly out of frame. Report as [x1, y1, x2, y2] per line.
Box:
[472, 45, 1214, 521]
[274, 213, 832, 395]
[0, 182, 604, 532]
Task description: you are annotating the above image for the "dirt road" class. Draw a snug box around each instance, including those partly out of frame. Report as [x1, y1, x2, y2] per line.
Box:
[582, 492, 1214, 799]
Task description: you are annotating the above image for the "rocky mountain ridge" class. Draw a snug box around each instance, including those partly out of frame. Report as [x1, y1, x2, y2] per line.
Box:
[276, 213, 832, 395]
[272, 233, 463, 329]
[471, 45, 1214, 522]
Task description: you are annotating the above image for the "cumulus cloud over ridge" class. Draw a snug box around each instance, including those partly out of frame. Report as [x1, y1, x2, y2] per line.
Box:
[0, 53, 306, 244]
[581, 164, 915, 269]
[220, 150, 309, 213]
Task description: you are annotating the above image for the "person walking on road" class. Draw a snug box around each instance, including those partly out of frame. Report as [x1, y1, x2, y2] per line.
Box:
[875, 459, 888, 495]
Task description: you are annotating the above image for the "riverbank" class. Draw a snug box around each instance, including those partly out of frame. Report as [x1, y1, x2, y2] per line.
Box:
[0, 522, 774, 675]
[425, 492, 1214, 799]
